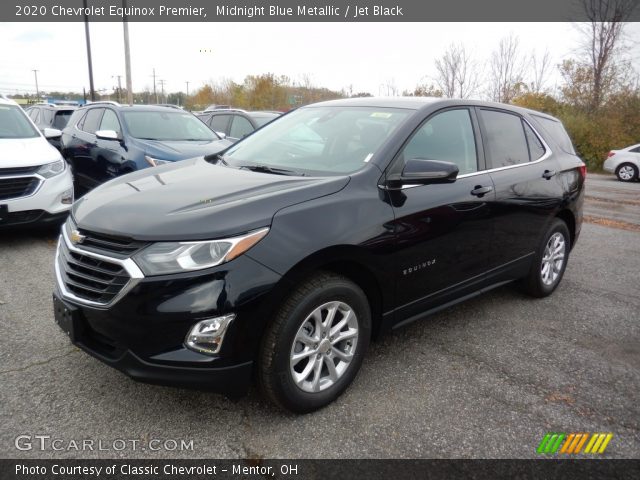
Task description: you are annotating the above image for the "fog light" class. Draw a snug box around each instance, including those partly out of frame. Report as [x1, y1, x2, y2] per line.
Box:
[185, 314, 235, 355]
[61, 188, 74, 205]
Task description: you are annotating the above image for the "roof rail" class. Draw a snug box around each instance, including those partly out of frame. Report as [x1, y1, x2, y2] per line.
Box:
[85, 100, 121, 107]
[154, 104, 183, 110]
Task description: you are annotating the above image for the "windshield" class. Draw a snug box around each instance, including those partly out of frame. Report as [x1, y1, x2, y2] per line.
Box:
[122, 110, 217, 141]
[251, 114, 279, 127]
[224, 106, 410, 175]
[0, 105, 40, 139]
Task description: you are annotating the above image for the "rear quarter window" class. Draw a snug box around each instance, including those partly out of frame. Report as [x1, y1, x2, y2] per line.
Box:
[532, 115, 576, 155]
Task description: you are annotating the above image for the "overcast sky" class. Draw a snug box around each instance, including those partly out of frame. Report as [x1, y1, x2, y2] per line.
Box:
[1, 22, 639, 98]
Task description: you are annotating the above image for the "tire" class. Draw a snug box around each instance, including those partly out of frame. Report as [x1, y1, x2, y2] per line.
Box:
[615, 163, 638, 182]
[520, 219, 571, 298]
[258, 272, 371, 413]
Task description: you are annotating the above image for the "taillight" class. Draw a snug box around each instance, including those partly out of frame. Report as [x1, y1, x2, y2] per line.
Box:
[607, 151, 616, 158]
[579, 165, 587, 179]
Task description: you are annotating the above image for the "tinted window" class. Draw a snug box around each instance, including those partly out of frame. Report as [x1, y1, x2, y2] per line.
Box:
[99, 109, 121, 134]
[0, 105, 40, 138]
[229, 115, 254, 139]
[480, 110, 529, 168]
[523, 122, 545, 160]
[30, 108, 41, 123]
[630, 146, 640, 153]
[53, 111, 74, 129]
[210, 114, 231, 134]
[533, 115, 575, 154]
[81, 108, 104, 134]
[42, 109, 54, 125]
[402, 109, 478, 175]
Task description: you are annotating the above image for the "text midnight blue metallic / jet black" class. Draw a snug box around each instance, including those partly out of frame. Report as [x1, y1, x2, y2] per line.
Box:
[52, 97, 585, 412]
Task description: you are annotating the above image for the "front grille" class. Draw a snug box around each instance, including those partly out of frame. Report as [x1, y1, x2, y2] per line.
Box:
[66, 220, 147, 257]
[0, 177, 40, 200]
[57, 239, 131, 304]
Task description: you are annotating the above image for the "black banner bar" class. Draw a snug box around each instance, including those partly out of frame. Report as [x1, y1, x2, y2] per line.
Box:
[1, 459, 639, 480]
[4, 0, 640, 22]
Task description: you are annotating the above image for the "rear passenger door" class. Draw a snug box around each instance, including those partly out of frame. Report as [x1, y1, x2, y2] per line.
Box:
[477, 108, 563, 270]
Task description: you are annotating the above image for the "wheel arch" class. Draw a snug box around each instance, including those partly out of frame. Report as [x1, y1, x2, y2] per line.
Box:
[263, 246, 389, 341]
[555, 208, 576, 249]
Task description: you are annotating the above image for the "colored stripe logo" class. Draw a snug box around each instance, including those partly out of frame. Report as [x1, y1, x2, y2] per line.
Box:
[537, 433, 613, 454]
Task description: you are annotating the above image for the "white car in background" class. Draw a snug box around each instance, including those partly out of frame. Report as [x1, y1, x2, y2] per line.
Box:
[0, 95, 73, 228]
[603, 144, 640, 182]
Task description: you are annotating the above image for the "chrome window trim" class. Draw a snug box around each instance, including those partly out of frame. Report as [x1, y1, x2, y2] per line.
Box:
[378, 112, 552, 190]
[55, 226, 145, 310]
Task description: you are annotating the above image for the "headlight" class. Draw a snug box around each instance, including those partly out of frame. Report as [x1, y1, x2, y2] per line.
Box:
[134, 227, 269, 275]
[37, 159, 66, 178]
[144, 155, 172, 167]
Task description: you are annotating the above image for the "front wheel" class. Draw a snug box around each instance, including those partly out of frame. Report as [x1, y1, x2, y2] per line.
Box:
[258, 273, 371, 413]
[616, 163, 638, 182]
[520, 219, 570, 298]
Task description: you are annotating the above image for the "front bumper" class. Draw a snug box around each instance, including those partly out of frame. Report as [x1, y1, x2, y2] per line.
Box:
[0, 167, 72, 227]
[54, 292, 252, 397]
[52, 234, 282, 396]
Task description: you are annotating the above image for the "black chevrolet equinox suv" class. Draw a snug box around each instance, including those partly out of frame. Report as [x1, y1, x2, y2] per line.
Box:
[53, 98, 585, 412]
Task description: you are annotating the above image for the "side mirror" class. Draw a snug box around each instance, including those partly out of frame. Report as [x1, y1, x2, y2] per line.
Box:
[215, 131, 227, 139]
[386, 158, 459, 189]
[95, 130, 120, 141]
[43, 128, 62, 139]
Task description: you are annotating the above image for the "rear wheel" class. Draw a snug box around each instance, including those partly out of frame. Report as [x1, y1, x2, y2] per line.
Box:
[258, 272, 371, 413]
[520, 219, 570, 298]
[616, 163, 638, 182]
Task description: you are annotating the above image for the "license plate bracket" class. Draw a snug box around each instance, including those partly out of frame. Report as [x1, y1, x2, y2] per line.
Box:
[53, 294, 79, 342]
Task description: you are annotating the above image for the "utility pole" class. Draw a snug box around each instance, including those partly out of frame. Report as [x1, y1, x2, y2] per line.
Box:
[83, 0, 96, 101]
[112, 75, 122, 103]
[151, 68, 158, 104]
[159, 79, 166, 103]
[32, 69, 39, 100]
[185, 81, 190, 109]
[122, 0, 133, 105]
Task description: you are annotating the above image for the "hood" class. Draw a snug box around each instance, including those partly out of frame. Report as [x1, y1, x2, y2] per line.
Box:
[135, 138, 233, 161]
[72, 157, 350, 241]
[0, 137, 61, 168]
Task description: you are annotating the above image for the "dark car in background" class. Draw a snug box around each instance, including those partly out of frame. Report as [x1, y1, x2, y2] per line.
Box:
[60, 102, 232, 191]
[53, 98, 585, 413]
[196, 109, 281, 142]
[25, 103, 77, 151]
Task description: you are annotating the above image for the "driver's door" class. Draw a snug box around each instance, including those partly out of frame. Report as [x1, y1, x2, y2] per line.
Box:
[386, 107, 496, 322]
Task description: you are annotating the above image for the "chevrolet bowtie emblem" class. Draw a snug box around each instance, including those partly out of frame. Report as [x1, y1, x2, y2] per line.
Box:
[70, 229, 86, 244]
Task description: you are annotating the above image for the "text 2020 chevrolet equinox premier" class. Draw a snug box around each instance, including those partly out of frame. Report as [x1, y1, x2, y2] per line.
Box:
[53, 98, 585, 412]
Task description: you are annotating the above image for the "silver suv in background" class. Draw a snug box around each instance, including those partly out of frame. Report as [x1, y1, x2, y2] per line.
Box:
[0, 95, 73, 228]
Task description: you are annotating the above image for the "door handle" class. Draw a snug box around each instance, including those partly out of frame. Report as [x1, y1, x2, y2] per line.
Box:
[470, 185, 493, 197]
[542, 169, 556, 179]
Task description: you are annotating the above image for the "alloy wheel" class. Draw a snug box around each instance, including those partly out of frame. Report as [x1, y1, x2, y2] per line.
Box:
[540, 232, 566, 286]
[289, 301, 359, 393]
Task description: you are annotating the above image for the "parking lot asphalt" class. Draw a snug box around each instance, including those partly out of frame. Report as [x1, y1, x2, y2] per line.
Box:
[0, 173, 638, 459]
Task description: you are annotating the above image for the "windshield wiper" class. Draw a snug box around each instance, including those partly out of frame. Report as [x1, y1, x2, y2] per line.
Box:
[237, 164, 304, 176]
[204, 152, 229, 165]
